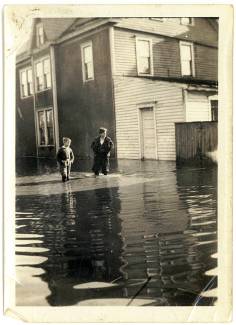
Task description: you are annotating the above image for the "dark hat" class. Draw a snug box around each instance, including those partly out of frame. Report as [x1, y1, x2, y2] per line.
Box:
[99, 127, 107, 134]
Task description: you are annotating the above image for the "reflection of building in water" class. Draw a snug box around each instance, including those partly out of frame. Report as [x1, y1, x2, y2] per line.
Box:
[117, 166, 217, 305]
[36, 183, 123, 306]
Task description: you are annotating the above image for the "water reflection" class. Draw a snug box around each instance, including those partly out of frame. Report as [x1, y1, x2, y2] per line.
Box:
[15, 161, 217, 306]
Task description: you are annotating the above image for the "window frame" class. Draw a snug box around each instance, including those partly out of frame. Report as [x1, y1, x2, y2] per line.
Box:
[136, 37, 154, 76]
[208, 95, 218, 122]
[36, 23, 45, 47]
[19, 66, 33, 99]
[179, 41, 195, 77]
[36, 107, 55, 147]
[180, 17, 194, 26]
[81, 41, 95, 82]
[34, 56, 52, 93]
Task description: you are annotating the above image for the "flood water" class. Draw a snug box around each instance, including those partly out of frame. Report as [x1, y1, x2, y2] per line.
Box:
[15, 159, 217, 306]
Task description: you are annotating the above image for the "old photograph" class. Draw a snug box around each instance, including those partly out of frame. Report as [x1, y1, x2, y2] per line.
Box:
[3, 4, 233, 323]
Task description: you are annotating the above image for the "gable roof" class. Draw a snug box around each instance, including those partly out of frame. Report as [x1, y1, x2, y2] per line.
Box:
[16, 17, 113, 60]
[16, 18, 77, 58]
[17, 39, 31, 57]
[40, 18, 76, 41]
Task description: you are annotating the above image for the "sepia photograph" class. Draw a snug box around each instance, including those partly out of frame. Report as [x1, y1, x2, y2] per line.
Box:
[3, 4, 233, 323]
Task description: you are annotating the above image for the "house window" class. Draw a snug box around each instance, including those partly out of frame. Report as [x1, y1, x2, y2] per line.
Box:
[37, 109, 54, 146]
[35, 57, 51, 92]
[211, 100, 218, 121]
[20, 67, 33, 98]
[81, 42, 94, 81]
[36, 23, 44, 47]
[180, 42, 195, 76]
[180, 18, 193, 26]
[136, 38, 153, 75]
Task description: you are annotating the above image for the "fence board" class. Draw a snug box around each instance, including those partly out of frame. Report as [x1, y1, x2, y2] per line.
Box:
[175, 122, 218, 161]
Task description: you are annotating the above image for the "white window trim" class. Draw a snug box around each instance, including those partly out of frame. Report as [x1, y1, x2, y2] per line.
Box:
[136, 37, 154, 76]
[180, 18, 194, 26]
[34, 55, 52, 93]
[36, 23, 45, 47]
[179, 41, 195, 77]
[19, 66, 33, 99]
[81, 41, 95, 82]
[36, 107, 55, 147]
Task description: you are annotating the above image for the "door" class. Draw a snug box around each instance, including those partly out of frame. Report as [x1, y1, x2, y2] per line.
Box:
[140, 107, 156, 159]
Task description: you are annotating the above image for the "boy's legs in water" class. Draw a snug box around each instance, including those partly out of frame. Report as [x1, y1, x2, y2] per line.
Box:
[60, 164, 67, 182]
[67, 163, 71, 180]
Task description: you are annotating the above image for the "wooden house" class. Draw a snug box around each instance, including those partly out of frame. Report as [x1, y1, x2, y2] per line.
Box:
[16, 18, 218, 160]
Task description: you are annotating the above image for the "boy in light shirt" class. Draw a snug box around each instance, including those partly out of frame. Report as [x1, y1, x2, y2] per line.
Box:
[56, 137, 74, 182]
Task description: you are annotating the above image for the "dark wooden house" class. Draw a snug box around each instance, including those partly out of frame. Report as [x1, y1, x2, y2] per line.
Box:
[16, 18, 218, 160]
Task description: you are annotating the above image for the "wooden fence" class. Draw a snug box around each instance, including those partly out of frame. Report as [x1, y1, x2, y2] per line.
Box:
[175, 122, 218, 162]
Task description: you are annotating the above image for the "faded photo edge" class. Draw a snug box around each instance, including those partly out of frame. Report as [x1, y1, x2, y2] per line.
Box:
[3, 4, 233, 323]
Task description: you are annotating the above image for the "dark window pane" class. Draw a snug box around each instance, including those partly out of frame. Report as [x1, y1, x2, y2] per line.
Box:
[21, 85, 26, 97]
[47, 127, 54, 145]
[38, 111, 46, 145]
[211, 100, 218, 121]
[46, 110, 54, 145]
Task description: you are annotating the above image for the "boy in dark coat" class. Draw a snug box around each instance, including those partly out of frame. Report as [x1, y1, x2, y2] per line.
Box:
[91, 127, 113, 176]
[56, 137, 74, 182]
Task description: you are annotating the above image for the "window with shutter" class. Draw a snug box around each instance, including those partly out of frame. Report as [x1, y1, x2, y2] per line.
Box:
[180, 42, 195, 76]
[19, 67, 33, 98]
[81, 42, 94, 82]
[37, 109, 55, 146]
[35, 57, 52, 92]
[136, 38, 153, 75]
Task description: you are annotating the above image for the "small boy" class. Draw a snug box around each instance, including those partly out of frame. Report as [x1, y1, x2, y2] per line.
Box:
[56, 137, 74, 182]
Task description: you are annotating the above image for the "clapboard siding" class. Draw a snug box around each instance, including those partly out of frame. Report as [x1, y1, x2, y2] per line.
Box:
[194, 45, 218, 80]
[114, 29, 137, 76]
[114, 28, 217, 81]
[186, 91, 211, 122]
[115, 18, 218, 47]
[114, 29, 181, 78]
[113, 77, 185, 160]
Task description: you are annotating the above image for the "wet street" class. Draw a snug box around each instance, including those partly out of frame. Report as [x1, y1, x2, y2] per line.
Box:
[15, 159, 217, 306]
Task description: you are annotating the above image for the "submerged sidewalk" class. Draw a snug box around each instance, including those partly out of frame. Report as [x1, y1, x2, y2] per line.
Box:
[16, 170, 170, 196]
